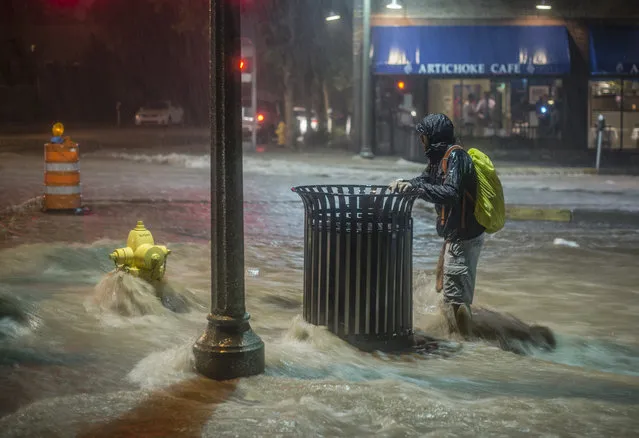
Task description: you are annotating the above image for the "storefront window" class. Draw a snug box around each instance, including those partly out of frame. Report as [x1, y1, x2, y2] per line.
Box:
[527, 78, 564, 140]
[427, 78, 563, 140]
[623, 80, 639, 148]
[590, 80, 622, 149]
[589, 80, 639, 149]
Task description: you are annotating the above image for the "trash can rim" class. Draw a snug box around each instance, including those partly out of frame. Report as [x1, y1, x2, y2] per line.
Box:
[291, 184, 420, 198]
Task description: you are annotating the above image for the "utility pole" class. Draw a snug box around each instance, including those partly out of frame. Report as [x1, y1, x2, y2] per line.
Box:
[352, 0, 363, 153]
[359, 0, 374, 159]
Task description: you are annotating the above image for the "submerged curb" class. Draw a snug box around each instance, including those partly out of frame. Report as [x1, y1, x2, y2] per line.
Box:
[506, 206, 572, 222]
[508, 206, 639, 225]
[499, 168, 594, 176]
[416, 203, 639, 225]
[353, 156, 597, 176]
[571, 209, 639, 225]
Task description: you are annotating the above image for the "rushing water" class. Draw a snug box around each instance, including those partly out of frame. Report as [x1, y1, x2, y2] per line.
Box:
[1, 156, 639, 437]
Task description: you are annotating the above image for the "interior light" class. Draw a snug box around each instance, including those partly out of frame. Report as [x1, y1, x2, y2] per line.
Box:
[536, 1, 552, 10]
[325, 11, 341, 21]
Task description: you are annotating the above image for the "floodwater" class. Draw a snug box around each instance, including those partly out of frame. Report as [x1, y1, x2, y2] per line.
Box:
[1, 154, 639, 437]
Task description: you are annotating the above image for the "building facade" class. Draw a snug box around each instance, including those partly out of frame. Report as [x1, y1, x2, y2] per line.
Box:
[368, 0, 639, 156]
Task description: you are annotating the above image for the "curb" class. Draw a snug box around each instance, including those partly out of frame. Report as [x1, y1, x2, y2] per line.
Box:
[353, 156, 598, 176]
[499, 168, 595, 176]
[415, 203, 639, 225]
[417, 204, 571, 222]
[571, 209, 639, 225]
[506, 206, 572, 222]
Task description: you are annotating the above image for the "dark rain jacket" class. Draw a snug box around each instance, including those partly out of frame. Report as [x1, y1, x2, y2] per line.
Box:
[409, 114, 485, 242]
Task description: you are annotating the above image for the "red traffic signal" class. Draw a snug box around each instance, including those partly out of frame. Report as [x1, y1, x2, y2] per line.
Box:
[239, 58, 253, 73]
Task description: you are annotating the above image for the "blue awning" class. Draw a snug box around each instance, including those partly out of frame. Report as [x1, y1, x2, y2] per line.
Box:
[371, 25, 571, 76]
[590, 26, 639, 76]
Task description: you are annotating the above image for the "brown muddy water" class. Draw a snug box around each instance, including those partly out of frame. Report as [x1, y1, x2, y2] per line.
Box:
[0, 156, 638, 437]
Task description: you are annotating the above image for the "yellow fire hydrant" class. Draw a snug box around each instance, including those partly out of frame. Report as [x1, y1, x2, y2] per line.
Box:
[276, 121, 287, 146]
[109, 221, 171, 283]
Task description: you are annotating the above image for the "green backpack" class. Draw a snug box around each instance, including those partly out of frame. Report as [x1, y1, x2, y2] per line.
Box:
[441, 146, 505, 234]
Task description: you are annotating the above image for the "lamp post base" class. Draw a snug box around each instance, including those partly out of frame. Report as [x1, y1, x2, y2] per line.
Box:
[193, 313, 265, 380]
[359, 146, 375, 159]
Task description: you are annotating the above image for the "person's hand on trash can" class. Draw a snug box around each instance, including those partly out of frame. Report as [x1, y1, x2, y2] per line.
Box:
[388, 179, 413, 193]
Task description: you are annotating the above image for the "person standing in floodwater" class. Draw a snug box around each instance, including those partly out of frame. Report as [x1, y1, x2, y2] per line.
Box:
[389, 113, 485, 336]
[462, 93, 478, 137]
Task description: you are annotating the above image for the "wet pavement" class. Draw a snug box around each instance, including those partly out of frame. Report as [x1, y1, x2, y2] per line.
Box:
[2, 149, 639, 214]
[1, 149, 639, 436]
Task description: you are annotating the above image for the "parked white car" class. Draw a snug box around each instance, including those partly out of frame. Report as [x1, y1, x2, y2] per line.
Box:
[135, 101, 184, 126]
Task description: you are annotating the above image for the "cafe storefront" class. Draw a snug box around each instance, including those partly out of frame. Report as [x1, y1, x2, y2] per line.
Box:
[370, 25, 572, 157]
[588, 25, 639, 149]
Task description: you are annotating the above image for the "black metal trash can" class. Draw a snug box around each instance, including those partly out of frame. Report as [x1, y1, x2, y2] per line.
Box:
[292, 185, 419, 352]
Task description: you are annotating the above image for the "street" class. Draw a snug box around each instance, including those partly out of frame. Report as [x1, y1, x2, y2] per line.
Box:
[2, 137, 639, 242]
[1, 138, 639, 435]
[4, 0, 639, 434]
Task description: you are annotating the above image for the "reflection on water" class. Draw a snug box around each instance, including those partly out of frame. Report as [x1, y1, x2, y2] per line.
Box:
[1, 219, 639, 435]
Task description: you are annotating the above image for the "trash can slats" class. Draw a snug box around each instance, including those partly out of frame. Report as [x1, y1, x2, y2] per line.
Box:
[293, 185, 419, 352]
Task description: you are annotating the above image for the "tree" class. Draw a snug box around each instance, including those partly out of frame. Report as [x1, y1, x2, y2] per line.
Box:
[86, 0, 353, 132]
[308, 0, 353, 140]
[149, 0, 209, 123]
[254, 0, 353, 147]
[89, 0, 209, 124]
[253, 0, 303, 147]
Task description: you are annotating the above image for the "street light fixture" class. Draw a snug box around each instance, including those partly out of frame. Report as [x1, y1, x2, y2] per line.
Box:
[386, 0, 402, 9]
[536, 1, 552, 10]
[326, 11, 341, 21]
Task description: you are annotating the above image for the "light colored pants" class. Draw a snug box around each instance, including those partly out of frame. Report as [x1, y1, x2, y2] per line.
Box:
[442, 234, 484, 306]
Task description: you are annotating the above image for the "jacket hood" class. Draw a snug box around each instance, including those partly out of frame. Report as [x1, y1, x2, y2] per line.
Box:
[415, 113, 456, 161]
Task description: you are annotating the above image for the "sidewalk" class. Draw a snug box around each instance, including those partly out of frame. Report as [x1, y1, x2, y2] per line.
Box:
[252, 149, 610, 177]
[2, 126, 639, 174]
[2, 150, 639, 228]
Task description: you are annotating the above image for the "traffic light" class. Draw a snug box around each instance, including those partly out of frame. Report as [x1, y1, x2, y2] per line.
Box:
[397, 81, 406, 91]
[239, 58, 253, 73]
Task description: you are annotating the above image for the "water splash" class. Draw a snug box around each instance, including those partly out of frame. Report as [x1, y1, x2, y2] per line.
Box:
[0, 293, 39, 340]
[554, 237, 580, 248]
[0, 196, 43, 217]
[0, 243, 113, 283]
[88, 271, 206, 320]
[98, 151, 425, 180]
[531, 335, 639, 377]
[106, 152, 209, 169]
[155, 281, 207, 314]
[412, 271, 457, 339]
[127, 342, 197, 389]
[89, 271, 171, 317]
[411, 270, 556, 353]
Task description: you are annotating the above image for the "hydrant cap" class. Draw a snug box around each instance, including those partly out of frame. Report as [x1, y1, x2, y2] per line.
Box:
[127, 220, 154, 250]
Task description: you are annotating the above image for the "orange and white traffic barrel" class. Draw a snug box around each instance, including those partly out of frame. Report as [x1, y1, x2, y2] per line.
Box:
[43, 123, 82, 211]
